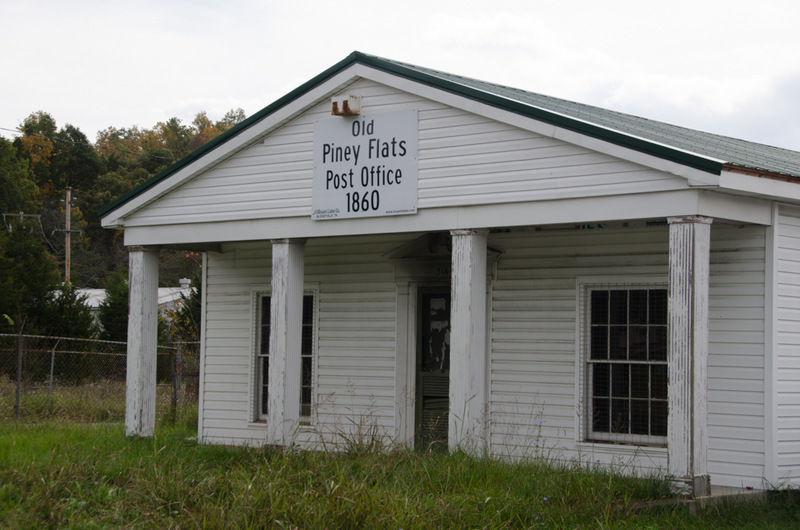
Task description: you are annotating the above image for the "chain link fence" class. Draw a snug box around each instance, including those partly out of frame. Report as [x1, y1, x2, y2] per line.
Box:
[0, 334, 199, 422]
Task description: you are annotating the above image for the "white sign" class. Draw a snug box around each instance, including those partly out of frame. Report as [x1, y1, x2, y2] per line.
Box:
[312, 109, 418, 220]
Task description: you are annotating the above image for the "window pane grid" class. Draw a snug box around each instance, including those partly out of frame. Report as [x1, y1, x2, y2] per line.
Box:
[257, 294, 315, 421]
[300, 295, 314, 419]
[588, 288, 667, 442]
[257, 296, 271, 417]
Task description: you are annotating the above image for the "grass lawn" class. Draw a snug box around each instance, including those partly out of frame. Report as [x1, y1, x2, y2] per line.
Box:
[1, 412, 799, 529]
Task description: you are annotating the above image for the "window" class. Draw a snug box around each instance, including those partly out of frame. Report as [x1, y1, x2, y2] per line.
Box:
[256, 294, 315, 421]
[587, 287, 667, 444]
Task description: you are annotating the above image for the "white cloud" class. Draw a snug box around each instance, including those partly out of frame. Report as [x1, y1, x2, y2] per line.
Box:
[1, 0, 798, 150]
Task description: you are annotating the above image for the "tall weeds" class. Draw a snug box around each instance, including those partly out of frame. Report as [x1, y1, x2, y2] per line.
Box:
[0, 375, 194, 425]
[4, 420, 795, 528]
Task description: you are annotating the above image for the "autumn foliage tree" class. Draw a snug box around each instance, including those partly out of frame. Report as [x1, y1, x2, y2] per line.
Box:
[1, 107, 245, 332]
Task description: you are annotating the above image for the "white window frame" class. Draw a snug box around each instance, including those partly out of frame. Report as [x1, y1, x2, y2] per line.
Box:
[577, 278, 668, 447]
[250, 288, 318, 423]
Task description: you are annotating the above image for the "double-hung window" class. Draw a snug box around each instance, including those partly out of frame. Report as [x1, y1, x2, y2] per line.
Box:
[256, 294, 315, 421]
[587, 287, 667, 445]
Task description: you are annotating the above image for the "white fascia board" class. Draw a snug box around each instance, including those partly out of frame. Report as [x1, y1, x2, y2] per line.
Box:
[121, 189, 769, 247]
[104, 62, 724, 229]
[719, 170, 800, 204]
[354, 67, 722, 187]
[102, 68, 369, 228]
[697, 189, 773, 225]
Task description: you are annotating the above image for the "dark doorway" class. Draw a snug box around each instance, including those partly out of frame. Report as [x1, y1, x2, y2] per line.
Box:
[415, 286, 451, 449]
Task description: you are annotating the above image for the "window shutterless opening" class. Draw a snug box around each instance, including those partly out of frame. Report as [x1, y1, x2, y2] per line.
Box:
[586, 287, 668, 446]
[256, 294, 315, 422]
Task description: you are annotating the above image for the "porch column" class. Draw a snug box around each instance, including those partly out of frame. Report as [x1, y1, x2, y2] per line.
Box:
[667, 216, 712, 497]
[449, 229, 488, 454]
[267, 238, 306, 446]
[125, 246, 159, 437]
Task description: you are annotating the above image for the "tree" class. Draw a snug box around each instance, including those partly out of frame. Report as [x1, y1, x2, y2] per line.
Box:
[164, 272, 202, 343]
[0, 240, 15, 334]
[38, 284, 97, 338]
[50, 124, 104, 193]
[15, 111, 57, 198]
[154, 117, 192, 159]
[217, 108, 246, 131]
[95, 125, 145, 170]
[81, 167, 149, 223]
[3, 107, 244, 298]
[14, 113, 102, 204]
[0, 138, 40, 213]
[0, 218, 61, 333]
[97, 267, 128, 342]
[78, 168, 149, 285]
[159, 249, 202, 288]
[188, 111, 221, 151]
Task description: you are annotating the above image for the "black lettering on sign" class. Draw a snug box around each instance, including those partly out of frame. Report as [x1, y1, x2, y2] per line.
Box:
[368, 137, 407, 159]
[345, 190, 381, 213]
[351, 119, 375, 137]
[326, 169, 354, 189]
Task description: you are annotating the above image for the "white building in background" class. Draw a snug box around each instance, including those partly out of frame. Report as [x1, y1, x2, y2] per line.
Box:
[100, 52, 800, 498]
[77, 278, 192, 328]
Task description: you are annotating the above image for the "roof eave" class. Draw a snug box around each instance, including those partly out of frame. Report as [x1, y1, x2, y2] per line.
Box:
[98, 52, 371, 220]
[722, 163, 800, 184]
[99, 51, 725, 221]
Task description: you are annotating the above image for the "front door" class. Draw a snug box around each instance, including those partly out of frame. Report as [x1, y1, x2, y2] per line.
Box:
[415, 286, 451, 449]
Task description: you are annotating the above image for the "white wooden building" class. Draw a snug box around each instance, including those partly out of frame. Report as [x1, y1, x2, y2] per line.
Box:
[100, 52, 800, 497]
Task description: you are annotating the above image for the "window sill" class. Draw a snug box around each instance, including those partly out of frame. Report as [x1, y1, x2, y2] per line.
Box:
[577, 440, 667, 454]
[246, 420, 316, 429]
[585, 434, 667, 448]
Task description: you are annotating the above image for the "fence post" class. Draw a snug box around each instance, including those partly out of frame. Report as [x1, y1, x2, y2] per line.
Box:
[176, 340, 182, 403]
[15, 333, 22, 420]
[170, 345, 176, 412]
[48, 339, 60, 397]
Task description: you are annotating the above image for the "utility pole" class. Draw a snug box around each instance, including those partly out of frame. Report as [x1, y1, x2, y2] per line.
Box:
[65, 187, 71, 286]
[1, 212, 40, 231]
[52, 187, 82, 286]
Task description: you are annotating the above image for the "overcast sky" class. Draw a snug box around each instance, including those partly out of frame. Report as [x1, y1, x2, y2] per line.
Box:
[2, 0, 799, 151]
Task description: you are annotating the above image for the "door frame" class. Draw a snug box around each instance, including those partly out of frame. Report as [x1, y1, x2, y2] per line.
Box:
[393, 278, 450, 448]
[414, 285, 452, 449]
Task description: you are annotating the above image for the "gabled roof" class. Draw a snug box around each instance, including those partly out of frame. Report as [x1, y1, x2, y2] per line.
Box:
[427, 67, 800, 178]
[99, 51, 800, 219]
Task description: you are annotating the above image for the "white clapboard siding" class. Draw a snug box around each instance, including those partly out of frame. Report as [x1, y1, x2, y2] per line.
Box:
[304, 236, 403, 447]
[200, 242, 271, 445]
[199, 222, 769, 482]
[775, 205, 800, 485]
[200, 234, 408, 447]
[487, 224, 766, 486]
[124, 78, 688, 228]
[488, 225, 670, 471]
[707, 225, 766, 487]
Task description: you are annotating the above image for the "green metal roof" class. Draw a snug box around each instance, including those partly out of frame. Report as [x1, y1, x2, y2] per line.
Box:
[374, 54, 800, 177]
[100, 51, 800, 219]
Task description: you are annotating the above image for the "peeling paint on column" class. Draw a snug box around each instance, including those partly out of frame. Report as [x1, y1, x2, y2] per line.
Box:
[668, 216, 712, 497]
[268, 239, 306, 446]
[449, 229, 488, 454]
[125, 247, 159, 437]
